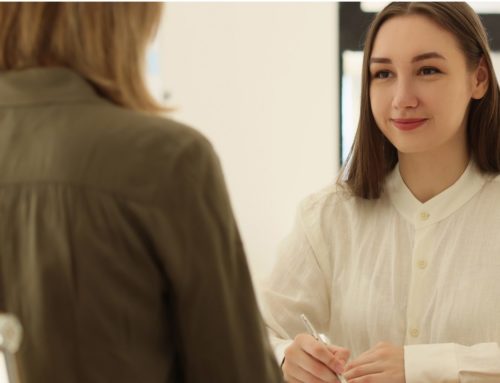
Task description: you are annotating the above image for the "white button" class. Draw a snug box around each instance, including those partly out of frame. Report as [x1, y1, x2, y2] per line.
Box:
[420, 211, 430, 221]
[417, 260, 427, 269]
[410, 328, 420, 337]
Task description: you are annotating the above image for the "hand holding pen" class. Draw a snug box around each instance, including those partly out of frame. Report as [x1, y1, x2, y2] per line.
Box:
[281, 313, 350, 383]
[301, 314, 348, 383]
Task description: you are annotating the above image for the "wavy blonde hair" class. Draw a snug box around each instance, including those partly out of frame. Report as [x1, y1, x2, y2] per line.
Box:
[0, 2, 165, 113]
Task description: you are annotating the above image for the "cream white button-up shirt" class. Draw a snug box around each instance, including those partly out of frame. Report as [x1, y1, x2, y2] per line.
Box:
[260, 161, 500, 382]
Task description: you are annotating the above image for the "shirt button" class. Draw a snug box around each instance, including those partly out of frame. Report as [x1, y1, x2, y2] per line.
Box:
[420, 211, 430, 221]
[410, 328, 420, 338]
[417, 260, 427, 269]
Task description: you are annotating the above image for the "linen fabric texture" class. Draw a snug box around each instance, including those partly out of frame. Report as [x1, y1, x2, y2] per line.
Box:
[261, 160, 500, 383]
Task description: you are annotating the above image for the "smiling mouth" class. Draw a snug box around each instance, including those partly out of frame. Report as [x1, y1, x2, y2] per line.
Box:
[391, 118, 428, 131]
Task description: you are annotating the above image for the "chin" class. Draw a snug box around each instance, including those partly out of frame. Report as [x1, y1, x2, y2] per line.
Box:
[388, 138, 432, 155]
[392, 140, 443, 156]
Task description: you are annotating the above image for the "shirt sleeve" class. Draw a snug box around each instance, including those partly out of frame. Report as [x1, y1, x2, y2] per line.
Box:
[259, 197, 332, 364]
[404, 342, 500, 382]
[150, 134, 283, 383]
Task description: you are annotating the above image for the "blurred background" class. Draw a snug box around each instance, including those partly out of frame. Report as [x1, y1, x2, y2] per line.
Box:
[144, 2, 500, 284]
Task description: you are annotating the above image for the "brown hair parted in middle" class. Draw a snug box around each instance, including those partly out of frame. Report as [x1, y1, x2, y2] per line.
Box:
[340, 2, 500, 199]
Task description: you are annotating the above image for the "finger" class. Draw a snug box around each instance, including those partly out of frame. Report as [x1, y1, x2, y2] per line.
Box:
[326, 345, 351, 363]
[285, 359, 340, 383]
[342, 361, 382, 380]
[285, 345, 341, 382]
[344, 348, 378, 370]
[347, 341, 391, 369]
[346, 372, 385, 383]
[300, 336, 344, 373]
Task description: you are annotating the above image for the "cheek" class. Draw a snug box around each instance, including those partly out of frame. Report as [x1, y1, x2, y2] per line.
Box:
[449, 82, 472, 114]
[425, 81, 470, 123]
[370, 86, 388, 127]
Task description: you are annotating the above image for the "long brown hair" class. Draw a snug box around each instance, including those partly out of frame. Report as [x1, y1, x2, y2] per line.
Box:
[340, 2, 500, 199]
[0, 2, 165, 113]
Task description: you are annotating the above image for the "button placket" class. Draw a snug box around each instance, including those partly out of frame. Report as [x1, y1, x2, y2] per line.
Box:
[405, 224, 434, 344]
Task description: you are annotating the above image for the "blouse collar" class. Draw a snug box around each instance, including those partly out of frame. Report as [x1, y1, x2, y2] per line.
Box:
[0, 67, 100, 106]
[386, 159, 488, 229]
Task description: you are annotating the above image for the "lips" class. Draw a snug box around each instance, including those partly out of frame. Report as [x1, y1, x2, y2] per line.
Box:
[391, 118, 428, 131]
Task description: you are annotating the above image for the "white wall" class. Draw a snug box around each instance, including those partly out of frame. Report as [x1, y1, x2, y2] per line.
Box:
[156, 3, 339, 283]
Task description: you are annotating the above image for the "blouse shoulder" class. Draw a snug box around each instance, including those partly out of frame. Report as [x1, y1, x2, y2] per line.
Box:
[37, 100, 217, 205]
[298, 180, 387, 235]
[298, 182, 353, 228]
[299, 180, 368, 215]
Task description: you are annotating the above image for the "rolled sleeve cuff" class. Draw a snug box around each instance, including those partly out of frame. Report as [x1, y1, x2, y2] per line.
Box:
[404, 343, 458, 383]
[273, 339, 294, 366]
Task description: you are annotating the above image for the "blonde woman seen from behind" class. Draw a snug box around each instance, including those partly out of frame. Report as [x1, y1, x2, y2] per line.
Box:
[0, 3, 283, 383]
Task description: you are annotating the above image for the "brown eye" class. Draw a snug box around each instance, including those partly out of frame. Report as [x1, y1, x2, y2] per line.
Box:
[373, 70, 392, 79]
[419, 67, 440, 75]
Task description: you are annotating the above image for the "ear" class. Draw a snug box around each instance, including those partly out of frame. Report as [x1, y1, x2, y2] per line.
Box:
[471, 56, 489, 100]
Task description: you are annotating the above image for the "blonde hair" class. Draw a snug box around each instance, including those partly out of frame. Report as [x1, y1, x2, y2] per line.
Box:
[0, 2, 165, 113]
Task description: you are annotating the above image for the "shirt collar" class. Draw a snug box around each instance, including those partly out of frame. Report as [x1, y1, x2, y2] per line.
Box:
[386, 159, 488, 228]
[0, 67, 101, 106]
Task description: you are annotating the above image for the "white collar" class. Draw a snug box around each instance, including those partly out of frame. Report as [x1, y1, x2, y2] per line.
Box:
[385, 160, 487, 229]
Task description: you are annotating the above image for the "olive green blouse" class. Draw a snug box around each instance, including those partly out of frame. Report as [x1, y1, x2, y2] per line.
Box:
[0, 67, 282, 383]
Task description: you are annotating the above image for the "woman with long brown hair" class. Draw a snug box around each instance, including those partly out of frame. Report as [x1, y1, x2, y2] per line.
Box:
[262, 2, 500, 382]
[0, 3, 282, 383]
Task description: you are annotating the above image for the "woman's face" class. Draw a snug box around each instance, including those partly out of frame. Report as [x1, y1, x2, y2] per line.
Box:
[369, 15, 487, 156]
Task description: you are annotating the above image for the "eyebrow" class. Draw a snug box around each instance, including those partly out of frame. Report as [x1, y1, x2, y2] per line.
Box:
[369, 52, 446, 64]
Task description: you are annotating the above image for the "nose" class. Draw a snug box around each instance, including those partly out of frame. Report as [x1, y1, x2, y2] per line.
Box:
[391, 78, 418, 110]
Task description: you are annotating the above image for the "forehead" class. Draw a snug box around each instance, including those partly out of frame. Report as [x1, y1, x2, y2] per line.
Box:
[371, 14, 463, 62]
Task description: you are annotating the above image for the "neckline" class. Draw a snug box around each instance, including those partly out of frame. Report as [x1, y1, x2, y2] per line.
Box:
[385, 160, 488, 228]
[0, 67, 100, 106]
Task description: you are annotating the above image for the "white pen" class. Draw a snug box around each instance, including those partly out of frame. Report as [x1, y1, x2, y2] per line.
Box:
[300, 314, 348, 383]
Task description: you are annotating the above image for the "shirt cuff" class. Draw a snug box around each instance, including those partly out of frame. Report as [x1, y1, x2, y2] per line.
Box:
[404, 343, 458, 383]
[273, 339, 294, 366]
